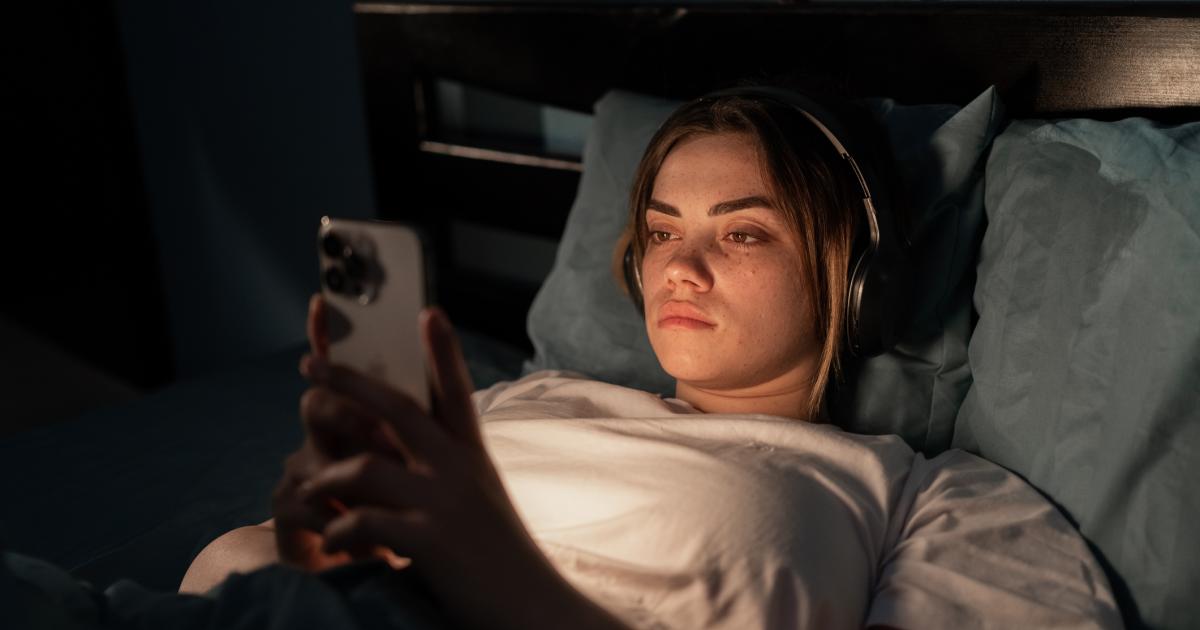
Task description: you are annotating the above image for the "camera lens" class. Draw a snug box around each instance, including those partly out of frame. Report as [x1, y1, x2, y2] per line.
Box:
[321, 233, 343, 258]
[344, 253, 367, 279]
[323, 267, 346, 293]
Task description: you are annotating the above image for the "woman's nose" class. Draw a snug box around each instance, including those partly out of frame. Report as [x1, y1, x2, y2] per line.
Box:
[664, 242, 714, 293]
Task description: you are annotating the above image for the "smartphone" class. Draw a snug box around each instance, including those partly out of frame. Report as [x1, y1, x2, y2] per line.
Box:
[317, 216, 430, 412]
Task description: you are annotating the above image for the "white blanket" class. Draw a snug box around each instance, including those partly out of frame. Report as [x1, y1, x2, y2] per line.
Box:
[475, 371, 1122, 630]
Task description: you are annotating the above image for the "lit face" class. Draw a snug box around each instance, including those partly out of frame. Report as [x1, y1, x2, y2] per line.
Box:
[642, 132, 820, 390]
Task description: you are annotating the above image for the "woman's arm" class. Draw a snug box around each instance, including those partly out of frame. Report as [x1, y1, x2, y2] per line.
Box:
[501, 566, 632, 630]
[178, 520, 277, 594]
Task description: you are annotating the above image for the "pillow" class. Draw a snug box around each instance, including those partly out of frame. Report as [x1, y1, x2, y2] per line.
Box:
[952, 117, 1200, 629]
[524, 86, 1005, 453]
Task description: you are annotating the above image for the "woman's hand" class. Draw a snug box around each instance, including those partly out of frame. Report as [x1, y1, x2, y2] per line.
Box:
[278, 295, 628, 629]
[271, 294, 395, 572]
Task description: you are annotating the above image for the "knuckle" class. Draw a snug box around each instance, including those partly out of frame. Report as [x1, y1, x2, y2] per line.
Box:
[302, 388, 352, 431]
[348, 453, 379, 481]
[282, 452, 304, 477]
[273, 473, 300, 504]
[343, 510, 368, 533]
[285, 447, 318, 475]
[272, 491, 303, 522]
[299, 388, 325, 421]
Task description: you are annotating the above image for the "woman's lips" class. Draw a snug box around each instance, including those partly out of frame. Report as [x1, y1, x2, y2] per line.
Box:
[657, 301, 716, 330]
[659, 316, 716, 330]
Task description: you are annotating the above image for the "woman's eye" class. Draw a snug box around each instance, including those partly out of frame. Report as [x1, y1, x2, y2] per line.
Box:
[726, 231, 762, 245]
[649, 230, 675, 244]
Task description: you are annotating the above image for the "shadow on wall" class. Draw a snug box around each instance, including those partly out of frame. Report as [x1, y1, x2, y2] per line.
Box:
[117, 0, 375, 379]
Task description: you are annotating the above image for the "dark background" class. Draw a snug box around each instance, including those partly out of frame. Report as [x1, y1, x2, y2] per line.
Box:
[3, 0, 378, 435]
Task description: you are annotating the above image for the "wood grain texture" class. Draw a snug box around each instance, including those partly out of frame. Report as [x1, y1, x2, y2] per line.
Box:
[356, 4, 1200, 118]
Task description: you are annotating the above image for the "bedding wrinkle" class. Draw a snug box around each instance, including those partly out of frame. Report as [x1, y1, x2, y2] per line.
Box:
[1045, 169, 1147, 526]
[870, 562, 1110, 630]
[868, 450, 1121, 629]
[987, 197, 1043, 444]
[990, 165, 1046, 353]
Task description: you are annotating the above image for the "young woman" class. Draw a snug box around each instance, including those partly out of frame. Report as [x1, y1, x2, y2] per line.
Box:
[181, 90, 1121, 630]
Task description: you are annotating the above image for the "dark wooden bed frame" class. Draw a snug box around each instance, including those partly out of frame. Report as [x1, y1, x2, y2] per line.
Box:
[352, 2, 1200, 351]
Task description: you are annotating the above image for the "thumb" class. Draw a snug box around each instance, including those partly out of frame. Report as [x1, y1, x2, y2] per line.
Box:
[307, 293, 330, 358]
[420, 307, 480, 445]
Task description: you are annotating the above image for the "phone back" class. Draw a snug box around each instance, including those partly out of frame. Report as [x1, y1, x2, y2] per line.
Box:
[317, 217, 429, 411]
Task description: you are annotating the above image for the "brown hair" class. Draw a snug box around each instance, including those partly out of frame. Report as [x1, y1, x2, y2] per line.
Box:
[613, 86, 880, 420]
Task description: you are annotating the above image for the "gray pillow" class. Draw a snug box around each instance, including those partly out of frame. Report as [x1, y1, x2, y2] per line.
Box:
[953, 117, 1200, 629]
[525, 87, 1005, 453]
[523, 91, 681, 398]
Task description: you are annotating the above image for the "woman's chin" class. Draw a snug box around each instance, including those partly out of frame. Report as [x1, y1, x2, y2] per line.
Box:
[656, 353, 727, 385]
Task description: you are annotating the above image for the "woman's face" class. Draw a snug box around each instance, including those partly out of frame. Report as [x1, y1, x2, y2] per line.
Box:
[642, 131, 819, 390]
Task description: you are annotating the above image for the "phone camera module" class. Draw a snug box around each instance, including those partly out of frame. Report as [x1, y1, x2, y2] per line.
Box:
[323, 267, 347, 293]
[344, 253, 367, 279]
[321, 232, 344, 258]
[320, 231, 379, 304]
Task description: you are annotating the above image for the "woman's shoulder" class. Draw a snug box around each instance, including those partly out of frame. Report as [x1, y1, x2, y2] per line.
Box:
[907, 448, 1018, 488]
[869, 447, 1122, 629]
[893, 447, 1073, 534]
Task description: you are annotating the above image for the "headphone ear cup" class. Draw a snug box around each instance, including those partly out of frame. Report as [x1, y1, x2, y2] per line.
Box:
[845, 241, 872, 357]
[623, 244, 645, 317]
[849, 262, 885, 358]
[847, 199, 912, 357]
[852, 252, 911, 358]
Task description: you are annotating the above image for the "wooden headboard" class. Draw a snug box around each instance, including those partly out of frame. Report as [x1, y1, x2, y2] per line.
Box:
[352, 2, 1200, 350]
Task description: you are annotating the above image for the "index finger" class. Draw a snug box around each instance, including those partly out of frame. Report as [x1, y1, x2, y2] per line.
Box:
[309, 357, 450, 467]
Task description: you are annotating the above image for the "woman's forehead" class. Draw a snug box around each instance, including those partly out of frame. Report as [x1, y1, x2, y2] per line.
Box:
[653, 132, 769, 203]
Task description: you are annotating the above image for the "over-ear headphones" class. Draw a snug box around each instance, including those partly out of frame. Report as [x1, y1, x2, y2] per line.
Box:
[622, 86, 911, 358]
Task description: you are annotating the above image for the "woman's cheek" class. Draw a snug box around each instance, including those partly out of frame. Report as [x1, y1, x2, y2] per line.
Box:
[720, 253, 768, 291]
[734, 255, 803, 319]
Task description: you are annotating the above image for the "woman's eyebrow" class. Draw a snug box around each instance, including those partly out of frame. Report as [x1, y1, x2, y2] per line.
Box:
[647, 196, 776, 217]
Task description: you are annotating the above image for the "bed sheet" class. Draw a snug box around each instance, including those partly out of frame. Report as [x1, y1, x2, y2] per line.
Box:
[0, 327, 526, 593]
